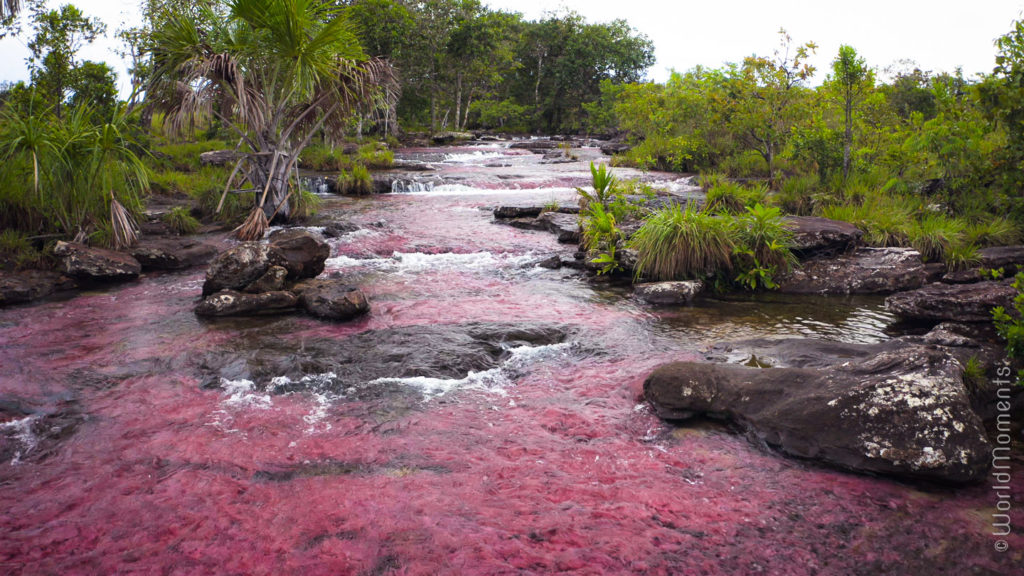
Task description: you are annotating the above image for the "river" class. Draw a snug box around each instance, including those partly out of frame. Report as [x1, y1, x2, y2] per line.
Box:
[0, 140, 1018, 574]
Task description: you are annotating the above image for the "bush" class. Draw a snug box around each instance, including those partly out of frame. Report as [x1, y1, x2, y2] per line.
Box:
[290, 187, 321, 220]
[965, 217, 1020, 247]
[162, 206, 201, 235]
[357, 143, 394, 169]
[776, 174, 820, 215]
[907, 213, 966, 262]
[338, 164, 373, 195]
[730, 204, 797, 290]
[628, 203, 734, 281]
[618, 135, 710, 172]
[705, 181, 769, 214]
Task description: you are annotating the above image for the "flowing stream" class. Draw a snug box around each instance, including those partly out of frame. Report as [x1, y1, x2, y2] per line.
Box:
[0, 141, 1018, 574]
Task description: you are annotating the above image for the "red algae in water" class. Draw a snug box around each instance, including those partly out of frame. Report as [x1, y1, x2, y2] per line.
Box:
[1, 151, 1022, 575]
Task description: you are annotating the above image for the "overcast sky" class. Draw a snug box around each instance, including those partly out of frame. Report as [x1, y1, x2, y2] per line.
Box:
[2, 0, 1024, 95]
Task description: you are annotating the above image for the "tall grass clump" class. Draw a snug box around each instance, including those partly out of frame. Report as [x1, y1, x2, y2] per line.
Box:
[357, 143, 394, 169]
[705, 181, 769, 214]
[628, 203, 734, 281]
[338, 163, 373, 195]
[162, 206, 201, 235]
[907, 213, 966, 262]
[965, 217, 1020, 247]
[776, 174, 820, 215]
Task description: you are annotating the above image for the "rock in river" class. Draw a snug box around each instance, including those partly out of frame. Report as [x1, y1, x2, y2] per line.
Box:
[267, 228, 331, 279]
[645, 338, 992, 483]
[634, 280, 704, 305]
[202, 242, 288, 296]
[293, 278, 370, 321]
[194, 289, 298, 317]
[785, 216, 863, 259]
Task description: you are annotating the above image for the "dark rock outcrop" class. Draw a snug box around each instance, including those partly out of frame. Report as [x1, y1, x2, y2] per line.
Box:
[785, 216, 863, 259]
[194, 289, 298, 317]
[779, 247, 925, 294]
[202, 243, 288, 296]
[130, 236, 219, 271]
[0, 270, 77, 306]
[979, 245, 1024, 270]
[886, 280, 1016, 323]
[53, 241, 141, 283]
[537, 212, 580, 244]
[293, 278, 370, 321]
[645, 338, 992, 483]
[243, 265, 288, 294]
[634, 281, 704, 305]
[267, 228, 331, 279]
[509, 140, 559, 152]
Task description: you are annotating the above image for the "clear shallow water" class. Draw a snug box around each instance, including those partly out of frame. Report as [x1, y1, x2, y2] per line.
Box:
[0, 146, 1021, 574]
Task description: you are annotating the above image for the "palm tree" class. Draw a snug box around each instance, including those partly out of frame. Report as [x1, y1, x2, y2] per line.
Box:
[1, 0, 20, 20]
[147, 0, 398, 239]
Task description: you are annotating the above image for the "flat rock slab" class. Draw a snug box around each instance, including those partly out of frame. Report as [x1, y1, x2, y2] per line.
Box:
[645, 338, 992, 483]
[130, 236, 219, 271]
[785, 216, 863, 259]
[886, 280, 1016, 323]
[979, 245, 1024, 270]
[54, 241, 141, 283]
[493, 205, 580, 219]
[194, 290, 298, 317]
[779, 247, 925, 294]
[634, 281, 704, 305]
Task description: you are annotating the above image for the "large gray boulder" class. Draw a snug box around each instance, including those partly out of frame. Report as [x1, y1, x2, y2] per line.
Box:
[645, 338, 992, 483]
[886, 280, 1016, 322]
[202, 243, 288, 296]
[194, 290, 298, 317]
[779, 247, 925, 294]
[53, 241, 141, 282]
[267, 228, 331, 279]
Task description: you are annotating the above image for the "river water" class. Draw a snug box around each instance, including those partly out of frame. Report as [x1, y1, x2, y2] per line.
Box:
[1, 142, 1020, 574]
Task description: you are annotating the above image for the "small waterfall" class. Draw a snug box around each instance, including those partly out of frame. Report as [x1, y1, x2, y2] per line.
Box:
[392, 179, 436, 194]
[300, 175, 333, 195]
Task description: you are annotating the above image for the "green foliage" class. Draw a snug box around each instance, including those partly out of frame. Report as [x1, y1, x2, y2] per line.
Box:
[162, 206, 200, 235]
[992, 273, 1024, 376]
[944, 241, 981, 272]
[290, 187, 322, 220]
[962, 355, 987, 392]
[964, 217, 1020, 247]
[25, 3, 107, 119]
[0, 229, 46, 269]
[705, 181, 769, 214]
[301, 145, 353, 172]
[357, 143, 394, 169]
[576, 162, 618, 209]
[628, 203, 734, 281]
[776, 174, 820, 215]
[907, 213, 966, 262]
[338, 163, 373, 195]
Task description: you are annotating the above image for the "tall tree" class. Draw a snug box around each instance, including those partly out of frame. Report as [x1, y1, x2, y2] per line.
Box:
[726, 29, 816, 184]
[25, 3, 106, 119]
[829, 44, 872, 179]
[148, 0, 397, 232]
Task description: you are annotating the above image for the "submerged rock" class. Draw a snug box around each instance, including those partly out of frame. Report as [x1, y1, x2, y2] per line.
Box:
[645, 338, 992, 483]
[194, 289, 298, 317]
[779, 247, 925, 294]
[294, 278, 370, 321]
[202, 243, 288, 296]
[53, 241, 141, 283]
[634, 281, 704, 305]
[785, 216, 863, 259]
[267, 228, 331, 279]
[886, 280, 1016, 323]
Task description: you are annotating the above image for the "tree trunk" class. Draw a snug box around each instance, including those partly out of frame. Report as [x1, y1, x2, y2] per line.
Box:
[843, 97, 853, 180]
[455, 72, 463, 132]
[255, 151, 292, 221]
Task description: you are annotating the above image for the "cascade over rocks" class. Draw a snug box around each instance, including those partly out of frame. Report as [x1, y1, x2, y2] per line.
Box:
[778, 247, 925, 294]
[53, 241, 142, 283]
[645, 337, 993, 483]
[885, 280, 1016, 323]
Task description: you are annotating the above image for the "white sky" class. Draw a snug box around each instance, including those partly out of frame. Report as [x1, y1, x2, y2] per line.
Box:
[2, 0, 1024, 95]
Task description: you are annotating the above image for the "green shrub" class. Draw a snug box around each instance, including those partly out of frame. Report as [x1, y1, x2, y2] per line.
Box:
[162, 206, 201, 235]
[301, 144, 353, 171]
[357, 143, 394, 169]
[945, 241, 981, 271]
[619, 135, 710, 172]
[992, 272, 1024, 385]
[705, 181, 769, 214]
[908, 213, 966, 262]
[338, 163, 373, 195]
[628, 203, 734, 281]
[0, 229, 46, 269]
[730, 204, 796, 290]
[152, 140, 231, 172]
[290, 187, 322, 220]
[776, 174, 820, 215]
[965, 217, 1020, 247]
